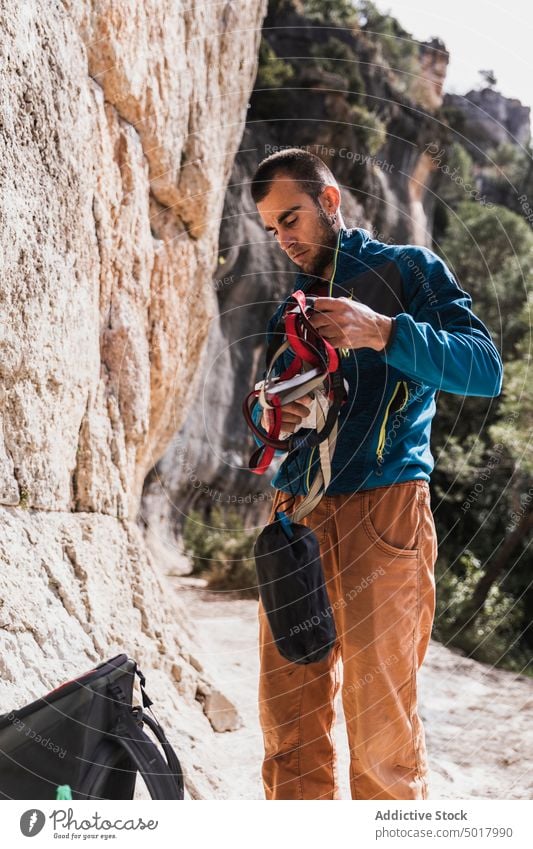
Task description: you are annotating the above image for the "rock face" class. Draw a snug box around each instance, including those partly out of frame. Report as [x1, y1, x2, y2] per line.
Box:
[408, 39, 449, 114]
[0, 0, 267, 799]
[445, 87, 531, 161]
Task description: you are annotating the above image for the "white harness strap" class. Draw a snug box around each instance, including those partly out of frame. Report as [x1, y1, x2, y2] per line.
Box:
[290, 393, 339, 523]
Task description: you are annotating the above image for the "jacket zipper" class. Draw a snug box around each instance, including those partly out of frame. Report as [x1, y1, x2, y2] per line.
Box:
[376, 380, 409, 463]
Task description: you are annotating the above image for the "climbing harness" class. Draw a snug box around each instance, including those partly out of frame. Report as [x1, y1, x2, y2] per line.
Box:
[242, 276, 348, 523]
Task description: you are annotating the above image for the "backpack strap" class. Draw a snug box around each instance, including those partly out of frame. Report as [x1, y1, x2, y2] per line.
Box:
[110, 705, 184, 800]
[135, 708, 184, 794]
[108, 682, 184, 799]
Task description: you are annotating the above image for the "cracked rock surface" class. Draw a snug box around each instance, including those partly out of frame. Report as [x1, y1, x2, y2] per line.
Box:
[0, 0, 266, 799]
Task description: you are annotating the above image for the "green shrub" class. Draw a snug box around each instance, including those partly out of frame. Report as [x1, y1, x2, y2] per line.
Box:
[434, 550, 528, 672]
[349, 103, 386, 155]
[309, 38, 365, 105]
[182, 506, 258, 598]
[356, 0, 420, 86]
[300, 0, 359, 27]
[256, 39, 294, 90]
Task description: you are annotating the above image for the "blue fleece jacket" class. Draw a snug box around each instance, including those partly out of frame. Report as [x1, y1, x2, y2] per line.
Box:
[250, 227, 503, 495]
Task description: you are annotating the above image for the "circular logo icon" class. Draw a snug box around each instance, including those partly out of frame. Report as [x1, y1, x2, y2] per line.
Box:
[20, 809, 46, 837]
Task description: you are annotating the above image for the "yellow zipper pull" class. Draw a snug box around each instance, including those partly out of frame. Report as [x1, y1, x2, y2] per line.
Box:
[398, 380, 409, 411]
[376, 381, 402, 462]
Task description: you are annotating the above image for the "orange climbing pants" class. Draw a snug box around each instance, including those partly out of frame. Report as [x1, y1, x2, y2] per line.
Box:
[257, 480, 438, 800]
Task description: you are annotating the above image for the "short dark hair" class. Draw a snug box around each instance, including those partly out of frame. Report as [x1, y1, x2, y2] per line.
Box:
[250, 147, 338, 205]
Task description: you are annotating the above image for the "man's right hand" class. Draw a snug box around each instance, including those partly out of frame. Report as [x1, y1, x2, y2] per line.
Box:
[260, 394, 313, 433]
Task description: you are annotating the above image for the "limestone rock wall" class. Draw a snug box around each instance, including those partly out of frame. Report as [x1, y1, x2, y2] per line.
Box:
[0, 0, 267, 799]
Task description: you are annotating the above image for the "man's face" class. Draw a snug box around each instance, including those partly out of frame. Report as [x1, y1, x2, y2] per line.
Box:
[256, 176, 338, 277]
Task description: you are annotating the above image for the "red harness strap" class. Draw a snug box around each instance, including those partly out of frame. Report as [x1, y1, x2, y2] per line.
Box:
[249, 394, 282, 475]
[243, 290, 346, 475]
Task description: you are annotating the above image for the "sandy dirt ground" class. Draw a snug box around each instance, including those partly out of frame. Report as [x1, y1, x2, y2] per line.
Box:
[170, 576, 533, 801]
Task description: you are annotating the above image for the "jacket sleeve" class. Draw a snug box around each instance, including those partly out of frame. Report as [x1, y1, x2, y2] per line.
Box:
[379, 247, 503, 397]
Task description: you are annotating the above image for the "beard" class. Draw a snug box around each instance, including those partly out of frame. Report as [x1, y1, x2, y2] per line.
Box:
[299, 205, 339, 278]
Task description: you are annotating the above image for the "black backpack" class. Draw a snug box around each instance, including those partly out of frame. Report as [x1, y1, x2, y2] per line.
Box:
[0, 654, 184, 800]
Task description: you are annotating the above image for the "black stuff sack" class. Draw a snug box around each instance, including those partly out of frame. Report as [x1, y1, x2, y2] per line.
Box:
[254, 513, 337, 664]
[0, 654, 184, 800]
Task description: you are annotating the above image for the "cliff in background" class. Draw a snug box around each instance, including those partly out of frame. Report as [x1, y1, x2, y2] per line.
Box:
[0, 0, 267, 799]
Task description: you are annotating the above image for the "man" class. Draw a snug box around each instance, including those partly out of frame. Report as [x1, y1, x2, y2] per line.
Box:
[249, 148, 503, 801]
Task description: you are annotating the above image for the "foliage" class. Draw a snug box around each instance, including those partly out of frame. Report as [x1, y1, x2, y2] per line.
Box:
[252, 39, 296, 120]
[439, 144, 476, 203]
[355, 0, 420, 89]
[489, 299, 533, 476]
[482, 142, 533, 215]
[431, 200, 533, 673]
[438, 201, 533, 356]
[434, 551, 529, 672]
[300, 0, 359, 27]
[182, 506, 259, 598]
[485, 143, 530, 186]
[309, 37, 365, 105]
[256, 39, 295, 90]
[349, 103, 387, 155]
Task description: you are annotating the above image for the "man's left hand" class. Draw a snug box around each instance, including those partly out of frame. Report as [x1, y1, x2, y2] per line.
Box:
[307, 296, 393, 352]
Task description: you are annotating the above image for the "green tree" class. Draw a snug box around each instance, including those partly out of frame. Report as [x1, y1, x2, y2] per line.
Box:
[430, 202, 532, 671]
[256, 39, 295, 90]
[309, 37, 365, 106]
[356, 0, 420, 89]
[300, 0, 359, 27]
[438, 201, 532, 357]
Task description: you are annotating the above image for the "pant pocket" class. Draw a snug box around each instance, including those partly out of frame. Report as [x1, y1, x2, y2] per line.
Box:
[361, 483, 421, 558]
